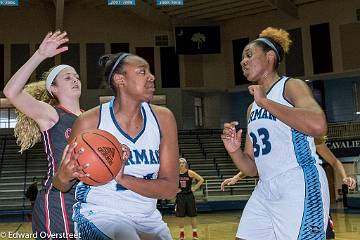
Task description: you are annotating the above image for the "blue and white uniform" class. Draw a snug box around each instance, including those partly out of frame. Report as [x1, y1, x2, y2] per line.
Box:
[237, 76, 329, 240]
[73, 99, 172, 240]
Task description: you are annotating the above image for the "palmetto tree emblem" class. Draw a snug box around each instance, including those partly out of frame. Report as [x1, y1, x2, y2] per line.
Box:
[191, 32, 206, 49]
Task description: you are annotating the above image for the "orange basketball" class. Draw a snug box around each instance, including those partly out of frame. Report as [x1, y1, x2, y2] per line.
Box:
[72, 129, 123, 186]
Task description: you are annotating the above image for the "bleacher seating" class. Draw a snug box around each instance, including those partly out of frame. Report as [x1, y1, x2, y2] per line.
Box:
[178, 129, 256, 201]
[0, 133, 47, 211]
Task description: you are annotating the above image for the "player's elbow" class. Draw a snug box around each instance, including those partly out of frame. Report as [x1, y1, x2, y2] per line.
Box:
[3, 87, 16, 101]
[311, 119, 327, 138]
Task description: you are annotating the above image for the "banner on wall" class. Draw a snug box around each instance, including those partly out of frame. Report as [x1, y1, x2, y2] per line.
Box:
[326, 138, 360, 158]
[175, 26, 221, 54]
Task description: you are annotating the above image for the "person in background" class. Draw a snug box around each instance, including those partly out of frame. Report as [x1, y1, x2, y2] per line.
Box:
[25, 177, 39, 221]
[176, 157, 204, 240]
[220, 171, 246, 191]
[315, 136, 356, 239]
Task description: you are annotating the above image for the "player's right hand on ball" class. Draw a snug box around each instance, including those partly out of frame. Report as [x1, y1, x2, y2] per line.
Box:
[58, 142, 89, 182]
[121, 144, 130, 162]
[221, 121, 242, 153]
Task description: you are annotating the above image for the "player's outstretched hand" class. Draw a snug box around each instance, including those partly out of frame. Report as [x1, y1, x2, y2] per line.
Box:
[37, 30, 69, 58]
[221, 121, 242, 154]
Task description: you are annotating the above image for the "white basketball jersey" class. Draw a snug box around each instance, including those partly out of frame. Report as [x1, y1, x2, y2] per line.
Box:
[75, 98, 161, 217]
[247, 76, 320, 180]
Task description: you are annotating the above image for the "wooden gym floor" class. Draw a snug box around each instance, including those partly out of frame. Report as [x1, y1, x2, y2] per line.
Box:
[0, 210, 359, 239]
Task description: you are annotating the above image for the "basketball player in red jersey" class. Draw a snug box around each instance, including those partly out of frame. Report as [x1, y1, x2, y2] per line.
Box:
[4, 31, 84, 239]
[176, 158, 204, 240]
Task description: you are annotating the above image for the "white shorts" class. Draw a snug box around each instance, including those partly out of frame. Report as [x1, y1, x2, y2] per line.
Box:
[73, 203, 172, 240]
[236, 165, 329, 240]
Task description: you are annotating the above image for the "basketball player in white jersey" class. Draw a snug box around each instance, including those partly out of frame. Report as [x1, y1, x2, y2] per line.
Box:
[222, 27, 329, 240]
[54, 53, 179, 239]
[220, 137, 357, 239]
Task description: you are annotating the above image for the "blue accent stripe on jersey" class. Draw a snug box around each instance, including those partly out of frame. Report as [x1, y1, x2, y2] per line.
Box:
[292, 129, 325, 240]
[75, 183, 91, 203]
[97, 104, 103, 129]
[109, 98, 147, 143]
[73, 203, 112, 240]
[116, 183, 127, 191]
[147, 103, 162, 138]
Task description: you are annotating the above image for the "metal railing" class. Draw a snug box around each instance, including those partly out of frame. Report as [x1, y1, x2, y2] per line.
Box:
[327, 122, 360, 139]
[0, 135, 6, 178]
[0, 107, 17, 129]
[204, 178, 257, 199]
[351, 172, 360, 193]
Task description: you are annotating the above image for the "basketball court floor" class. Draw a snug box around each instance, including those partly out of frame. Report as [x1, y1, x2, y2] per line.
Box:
[0, 210, 359, 239]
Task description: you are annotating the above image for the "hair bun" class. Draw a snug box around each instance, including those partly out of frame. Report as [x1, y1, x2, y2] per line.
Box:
[259, 27, 291, 54]
[98, 54, 111, 68]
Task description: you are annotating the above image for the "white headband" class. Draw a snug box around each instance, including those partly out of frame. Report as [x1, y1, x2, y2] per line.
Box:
[46, 64, 72, 96]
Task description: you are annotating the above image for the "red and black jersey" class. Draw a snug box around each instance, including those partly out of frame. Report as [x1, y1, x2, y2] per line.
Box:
[178, 170, 193, 194]
[41, 105, 77, 189]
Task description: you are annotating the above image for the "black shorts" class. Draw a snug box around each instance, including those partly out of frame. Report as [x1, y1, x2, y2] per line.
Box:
[175, 192, 197, 217]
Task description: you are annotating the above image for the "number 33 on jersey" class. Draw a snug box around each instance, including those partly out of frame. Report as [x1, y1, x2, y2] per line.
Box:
[247, 77, 320, 180]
